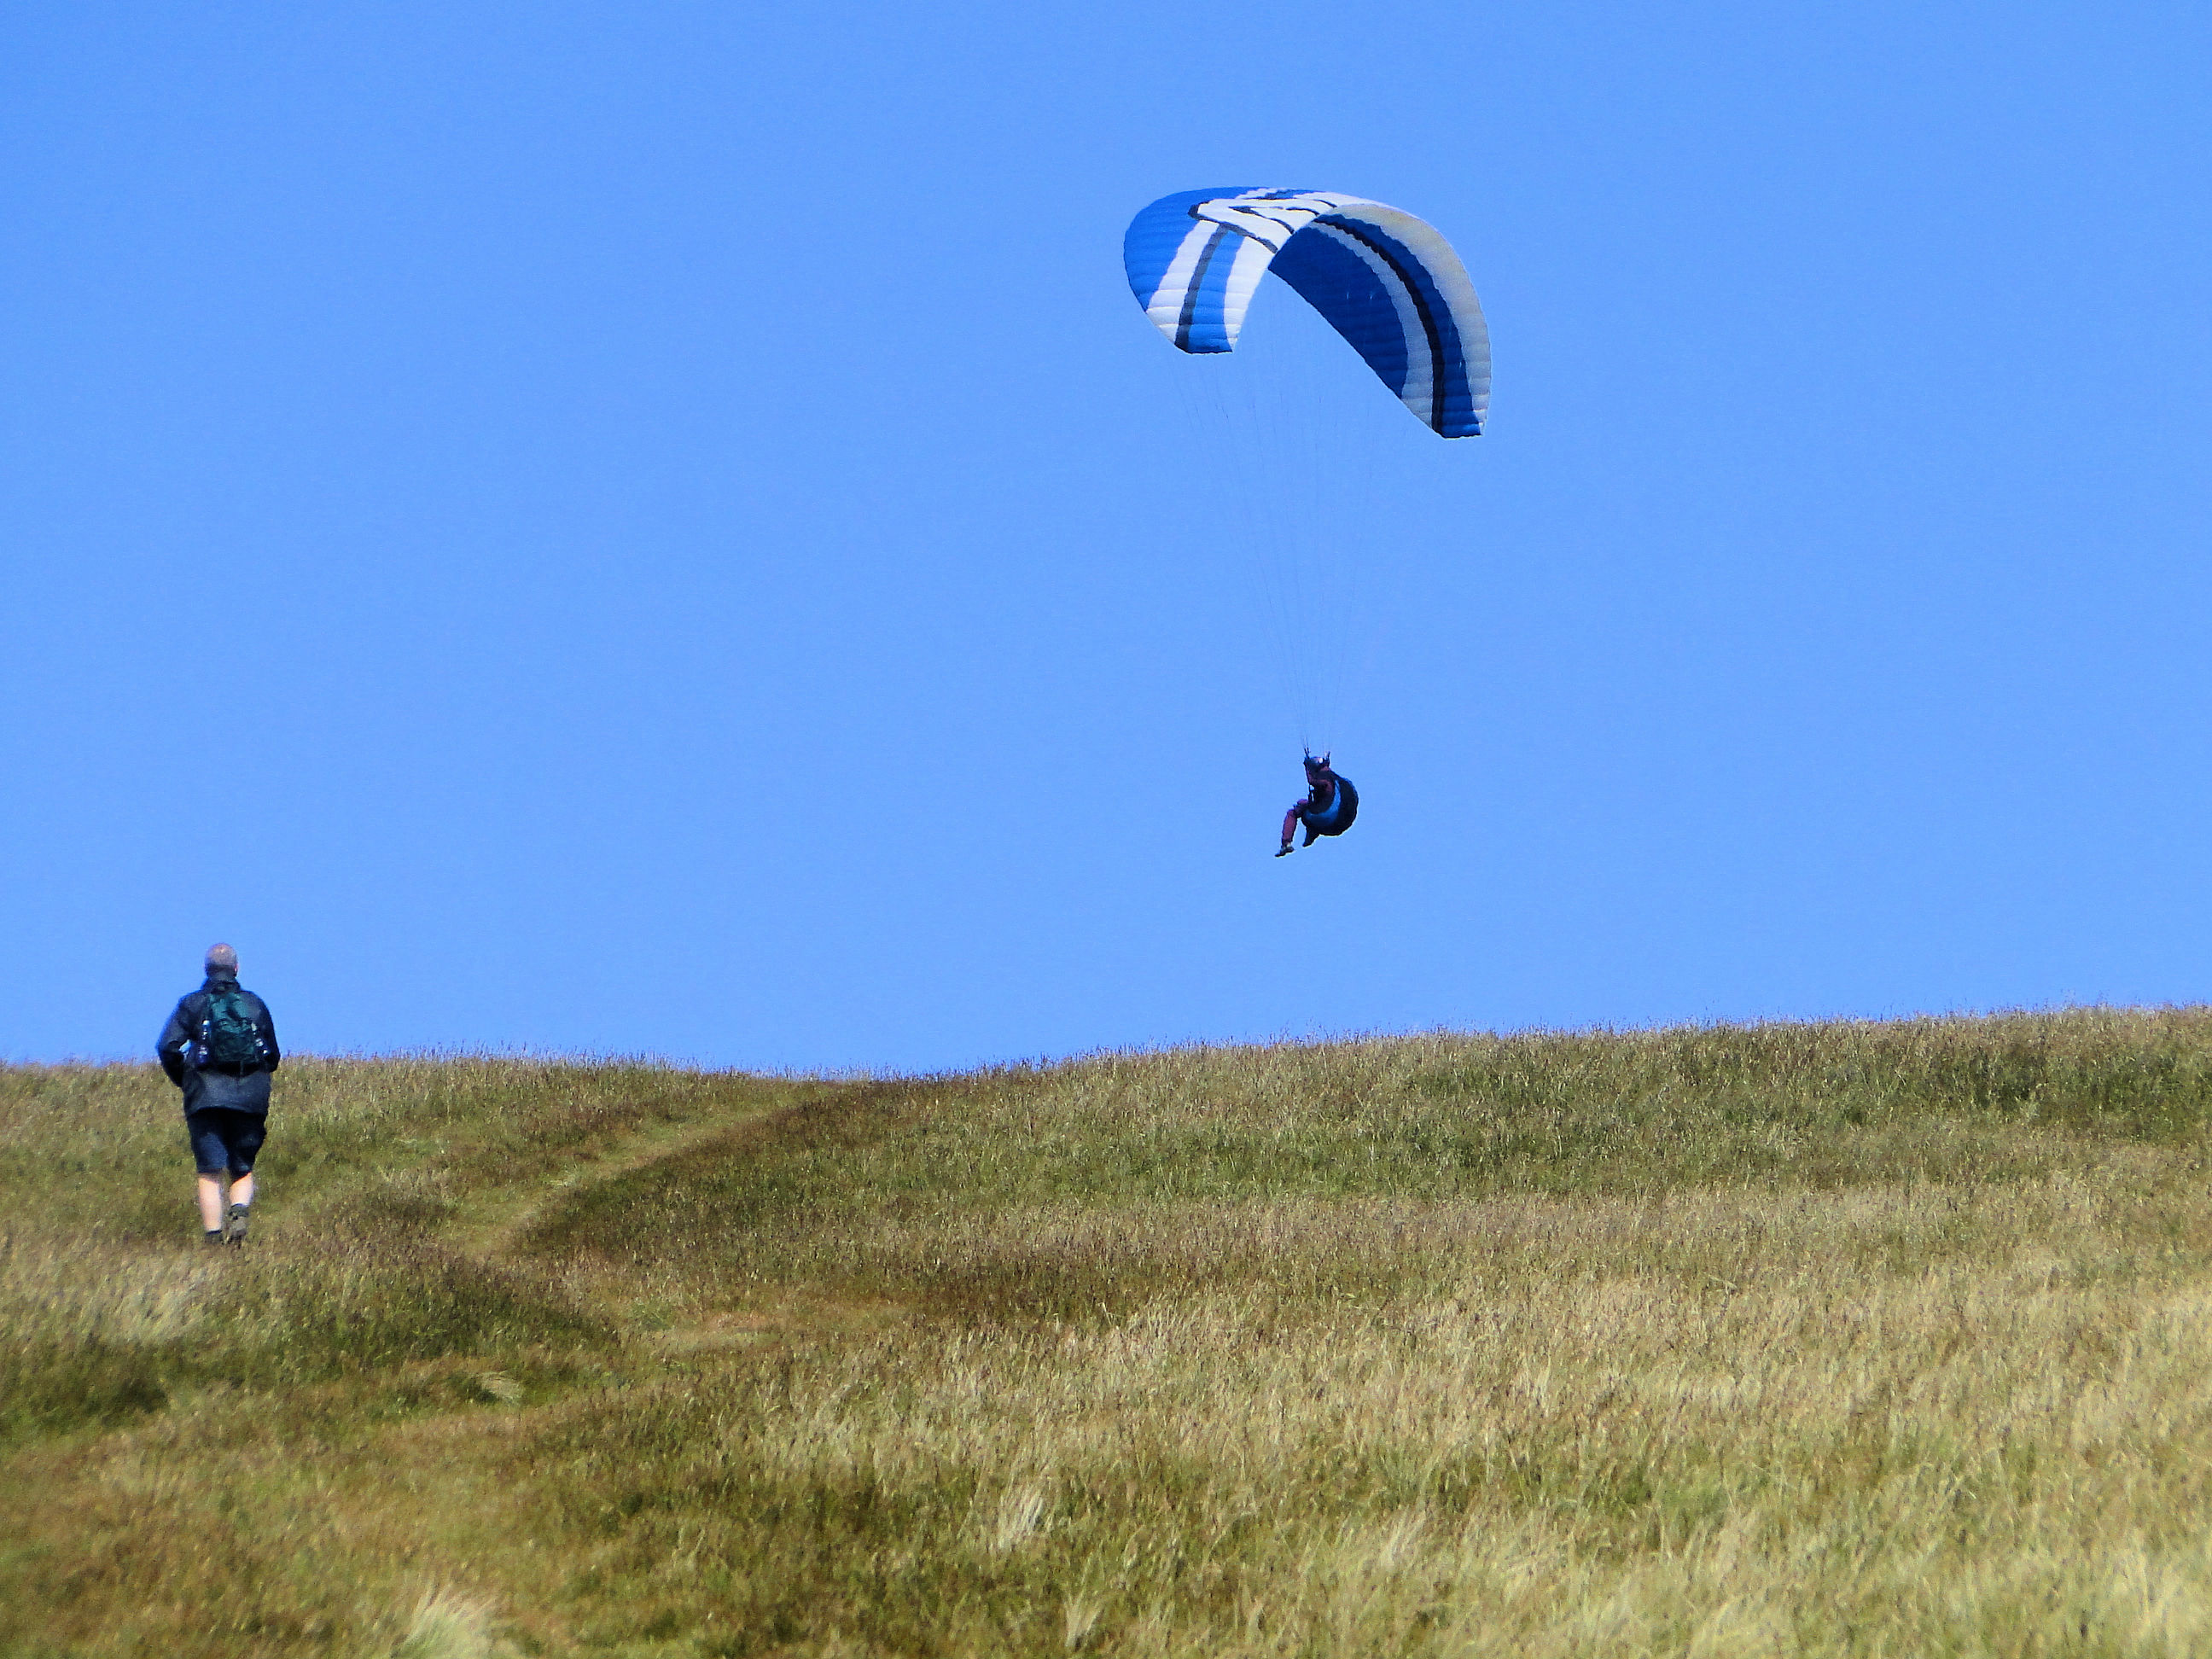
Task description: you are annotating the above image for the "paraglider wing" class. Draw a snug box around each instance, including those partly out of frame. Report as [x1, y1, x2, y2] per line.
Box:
[1123, 188, 1491, 438]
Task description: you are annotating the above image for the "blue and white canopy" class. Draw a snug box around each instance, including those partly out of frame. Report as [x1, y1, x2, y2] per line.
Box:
[1124, 188, 1490, 438]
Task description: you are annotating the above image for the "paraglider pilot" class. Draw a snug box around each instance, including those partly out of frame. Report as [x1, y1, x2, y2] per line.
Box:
[1277, 753, 1358, 856]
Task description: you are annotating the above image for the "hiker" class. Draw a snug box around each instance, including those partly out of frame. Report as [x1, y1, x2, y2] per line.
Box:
[158, 944, 281, 1247]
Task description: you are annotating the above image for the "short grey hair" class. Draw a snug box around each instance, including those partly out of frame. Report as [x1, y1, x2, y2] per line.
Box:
[205, 942, 239, 975]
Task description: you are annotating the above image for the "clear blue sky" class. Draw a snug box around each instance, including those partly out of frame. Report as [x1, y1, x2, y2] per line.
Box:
[6, 2, 2210, 1070]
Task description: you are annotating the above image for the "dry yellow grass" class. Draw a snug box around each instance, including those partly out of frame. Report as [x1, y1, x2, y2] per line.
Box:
[7, 1011, 2212, 1655]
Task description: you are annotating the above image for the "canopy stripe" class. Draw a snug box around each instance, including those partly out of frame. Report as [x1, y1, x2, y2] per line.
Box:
[1123, 187, 1490, 438]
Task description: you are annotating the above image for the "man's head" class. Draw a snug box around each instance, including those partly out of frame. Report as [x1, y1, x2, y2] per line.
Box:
[205, 943, 239, 978]
[1303, 751, 1332, 782]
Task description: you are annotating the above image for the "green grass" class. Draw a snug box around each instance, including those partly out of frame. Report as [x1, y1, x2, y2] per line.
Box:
[9, 1010, 2212, 1655]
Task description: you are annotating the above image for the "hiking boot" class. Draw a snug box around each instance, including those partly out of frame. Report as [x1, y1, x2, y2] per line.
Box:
[203, 1230, 225, 1248]
[225, 1203, 250, 1246]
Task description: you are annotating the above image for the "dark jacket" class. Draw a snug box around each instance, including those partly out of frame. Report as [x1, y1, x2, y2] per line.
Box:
[1283, 770, 1359, 847]
[158, 976, 282, 1115]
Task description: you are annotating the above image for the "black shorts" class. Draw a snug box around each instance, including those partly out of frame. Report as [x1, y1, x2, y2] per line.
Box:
[186, 1109, 265, 1177]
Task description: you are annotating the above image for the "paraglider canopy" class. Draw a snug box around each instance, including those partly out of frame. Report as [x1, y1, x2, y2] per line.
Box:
[1123, 188, 1491, 438]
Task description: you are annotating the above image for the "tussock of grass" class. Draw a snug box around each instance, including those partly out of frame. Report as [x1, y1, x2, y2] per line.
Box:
[395, 1587, 509, 1659]
[9, 1012, 2212, 1655]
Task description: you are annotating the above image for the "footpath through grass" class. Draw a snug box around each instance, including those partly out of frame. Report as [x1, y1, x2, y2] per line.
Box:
[9, 1010, 2212, 1656]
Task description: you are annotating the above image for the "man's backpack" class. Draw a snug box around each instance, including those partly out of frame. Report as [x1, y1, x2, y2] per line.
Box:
[193, 991, 268, 1071]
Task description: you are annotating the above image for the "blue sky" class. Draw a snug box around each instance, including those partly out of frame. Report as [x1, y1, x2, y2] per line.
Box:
[5, 1, 2210, 1069]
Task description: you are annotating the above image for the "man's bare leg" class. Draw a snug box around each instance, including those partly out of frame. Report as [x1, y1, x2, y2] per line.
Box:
[196, 1173, 228, 1234]
[224, 1171, 254, 1243]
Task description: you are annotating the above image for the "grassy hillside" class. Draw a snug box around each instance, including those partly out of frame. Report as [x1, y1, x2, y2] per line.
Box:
[9, 1010, 2212, 1656]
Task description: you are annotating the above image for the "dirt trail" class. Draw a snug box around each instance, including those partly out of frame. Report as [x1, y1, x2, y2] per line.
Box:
[448, 1079, 926, 1353]
[442, 1081, 842, 1266]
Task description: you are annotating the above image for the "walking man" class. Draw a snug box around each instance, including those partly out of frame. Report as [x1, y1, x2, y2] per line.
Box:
[158, 944, 281, 1247]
